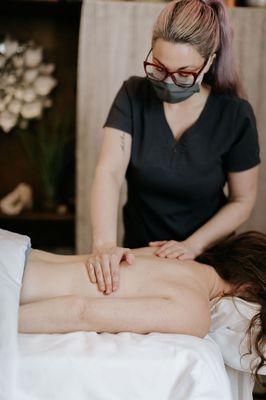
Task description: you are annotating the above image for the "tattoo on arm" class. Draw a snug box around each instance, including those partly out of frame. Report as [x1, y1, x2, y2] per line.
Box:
[120, 133, 125, 154]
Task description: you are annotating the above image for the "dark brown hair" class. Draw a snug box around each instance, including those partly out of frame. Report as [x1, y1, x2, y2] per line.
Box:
[152, 0, 245, 98]
[196, 231, 266, 386]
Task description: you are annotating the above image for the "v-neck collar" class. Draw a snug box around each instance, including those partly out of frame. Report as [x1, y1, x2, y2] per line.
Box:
[157, 87, 214, 146]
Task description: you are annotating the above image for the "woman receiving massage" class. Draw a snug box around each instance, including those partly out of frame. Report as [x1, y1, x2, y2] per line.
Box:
[19, 230, 265, 383]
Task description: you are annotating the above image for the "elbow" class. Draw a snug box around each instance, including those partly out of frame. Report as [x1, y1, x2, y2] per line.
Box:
[187, 313, 211, 339]
[197, 318, 211, 339]
[192, 316, 211, 339]
[241, 202, 256, 223]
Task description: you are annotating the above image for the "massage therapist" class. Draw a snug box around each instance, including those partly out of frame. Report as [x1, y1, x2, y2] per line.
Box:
[86, 0, 261, 295]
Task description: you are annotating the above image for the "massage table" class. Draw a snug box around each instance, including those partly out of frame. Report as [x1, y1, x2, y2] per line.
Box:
[0, 228, 265, 400]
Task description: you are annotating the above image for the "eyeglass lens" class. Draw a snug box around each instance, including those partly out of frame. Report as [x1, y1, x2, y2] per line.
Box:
[145, 64, 195, 87]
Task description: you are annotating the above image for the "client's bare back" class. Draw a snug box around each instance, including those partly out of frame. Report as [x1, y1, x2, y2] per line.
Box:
[19, 246, 218, 337]
[21, 246, 213, 303]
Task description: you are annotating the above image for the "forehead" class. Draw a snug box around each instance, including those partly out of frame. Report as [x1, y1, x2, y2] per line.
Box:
[152, 39, 204, 69]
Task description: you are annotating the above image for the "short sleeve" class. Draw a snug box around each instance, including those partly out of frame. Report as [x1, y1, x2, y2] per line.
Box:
[102, 81, 133, 136]
[222, 100, 261, 172]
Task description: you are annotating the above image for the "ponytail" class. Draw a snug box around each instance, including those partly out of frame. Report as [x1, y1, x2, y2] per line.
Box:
[203, 0, 245, 97]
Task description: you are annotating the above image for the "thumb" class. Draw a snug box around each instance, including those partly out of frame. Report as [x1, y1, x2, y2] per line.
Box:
[125, 251, 135, 264]
[122, 248, 135, 264]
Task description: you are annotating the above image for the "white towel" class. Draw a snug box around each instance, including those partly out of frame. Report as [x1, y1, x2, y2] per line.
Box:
[0, 229, 31, 400]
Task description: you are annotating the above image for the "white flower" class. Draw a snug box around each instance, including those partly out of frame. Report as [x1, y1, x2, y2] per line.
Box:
[34, 75, 57, 96]
[0, 36, 57, 133]
[2, 37, 19, 58]
[23, 68, 38, 84]
[8, 99, 22, 115]
[21, 100, 42, 119]
[3, 93, 12, 106]
[14, 88, 24, 101]
[6, 86, 15, 96]
[23, 87, 37, 103]
[6, 74, 16, 85]
[24, 46, 43, 68]
[0, 110, 18, 133]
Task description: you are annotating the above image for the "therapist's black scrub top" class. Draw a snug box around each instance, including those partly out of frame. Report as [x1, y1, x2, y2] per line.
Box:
[103, 76, 261, 249]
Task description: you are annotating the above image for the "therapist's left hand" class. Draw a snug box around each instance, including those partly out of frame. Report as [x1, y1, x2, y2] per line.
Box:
[148, 240, 200, 260]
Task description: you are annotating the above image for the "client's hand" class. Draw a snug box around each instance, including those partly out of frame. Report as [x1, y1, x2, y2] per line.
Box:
[86, 245, 135, 295]
[148, 240, 200, 260]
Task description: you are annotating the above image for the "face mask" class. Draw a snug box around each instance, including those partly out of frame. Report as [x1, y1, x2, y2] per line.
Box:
[150, 79, 201, 103]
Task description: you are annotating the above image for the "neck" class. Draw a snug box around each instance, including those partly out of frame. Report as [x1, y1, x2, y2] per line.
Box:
[208, 266, 235, 301]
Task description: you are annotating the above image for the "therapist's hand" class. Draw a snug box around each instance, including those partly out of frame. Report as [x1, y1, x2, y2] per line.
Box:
[148, 240, 200, 260]
[86, 245, 135, 295]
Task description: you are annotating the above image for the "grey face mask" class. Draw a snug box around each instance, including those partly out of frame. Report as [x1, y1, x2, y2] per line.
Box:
[150, 79, 200, 103]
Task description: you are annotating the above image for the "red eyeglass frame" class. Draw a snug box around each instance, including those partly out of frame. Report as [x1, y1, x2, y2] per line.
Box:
[143, 48, 208, 88]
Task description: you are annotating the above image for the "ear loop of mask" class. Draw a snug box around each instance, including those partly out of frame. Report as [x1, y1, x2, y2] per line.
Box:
[196, 55, 214, 85]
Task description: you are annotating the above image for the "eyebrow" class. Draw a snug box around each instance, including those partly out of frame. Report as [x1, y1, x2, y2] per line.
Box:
[153, 56, 196, 71]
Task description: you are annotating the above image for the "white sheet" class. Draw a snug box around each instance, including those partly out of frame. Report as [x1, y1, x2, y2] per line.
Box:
[17, 332, 233, 400]
[209, 296, 265, 373]
[0, 228, 264, 400]
[0, 229, 30, 400]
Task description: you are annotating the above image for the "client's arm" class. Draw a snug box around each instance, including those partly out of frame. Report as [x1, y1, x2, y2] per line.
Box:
[19, 291, 211, 338]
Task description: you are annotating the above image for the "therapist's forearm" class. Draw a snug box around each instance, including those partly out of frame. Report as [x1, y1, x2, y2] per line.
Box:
[186, 200, 254, 255]
[91, 168, 121, 251]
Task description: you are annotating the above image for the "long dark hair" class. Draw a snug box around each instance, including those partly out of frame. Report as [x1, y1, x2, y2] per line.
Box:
[152, 0, 245, 98]
[196, 231, 266, 386]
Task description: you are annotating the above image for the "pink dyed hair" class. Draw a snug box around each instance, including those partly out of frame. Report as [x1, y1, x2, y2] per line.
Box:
[152, 0, 244, 98]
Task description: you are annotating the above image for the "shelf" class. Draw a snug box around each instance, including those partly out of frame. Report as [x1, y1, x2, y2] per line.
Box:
[0, 211, 75, 221]
[0, 0, 79, 251]
[0, 211, 75, 250]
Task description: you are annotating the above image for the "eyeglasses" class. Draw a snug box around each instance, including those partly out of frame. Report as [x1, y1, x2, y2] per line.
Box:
[143, 48, 208, 88]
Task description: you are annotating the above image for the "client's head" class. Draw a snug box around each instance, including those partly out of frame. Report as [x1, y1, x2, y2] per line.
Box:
[196, 230, 266, 386]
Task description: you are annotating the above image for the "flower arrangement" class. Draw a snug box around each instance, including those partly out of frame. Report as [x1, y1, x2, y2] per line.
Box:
[0, 35, 57, 133]
[0, 35, 73, 213]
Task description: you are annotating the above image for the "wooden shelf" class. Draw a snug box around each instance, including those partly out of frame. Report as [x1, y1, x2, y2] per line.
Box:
[0, 211, 75, 221]
[0, 211, 75, 250]
[0, 0, 79, 251]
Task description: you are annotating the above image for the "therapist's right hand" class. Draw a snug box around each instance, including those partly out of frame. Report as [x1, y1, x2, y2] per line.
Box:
[86, 245, 135, 295]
